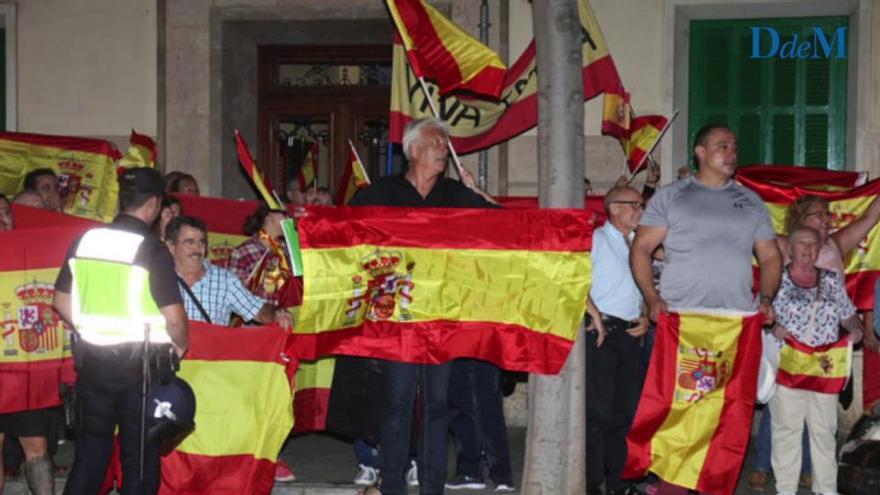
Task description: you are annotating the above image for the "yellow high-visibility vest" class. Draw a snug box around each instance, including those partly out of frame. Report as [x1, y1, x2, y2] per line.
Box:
[69, 227, 170, 346]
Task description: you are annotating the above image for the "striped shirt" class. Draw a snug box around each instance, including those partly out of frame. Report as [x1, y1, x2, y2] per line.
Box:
[179, 262, 265, 326]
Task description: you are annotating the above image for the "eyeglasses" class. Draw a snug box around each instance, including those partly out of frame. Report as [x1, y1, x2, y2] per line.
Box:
[611, 201, 646, 209]
[804, 210, 831, 219]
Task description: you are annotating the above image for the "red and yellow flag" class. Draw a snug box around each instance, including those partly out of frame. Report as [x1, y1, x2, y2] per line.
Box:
[777, 337, 852, 394]
[118, 129, 157, 169]
[295, 206, 594, 374]
[625, 311, 763, 495]
[0, 206, 94, 413]
[298, 141, 318, 192]
[335, 142, 371, 206]
[234, 130, 283, 210]
[621, 115, 669, 174]
[389, 0, 621, 154]
[601, 86, 631, 140]
[736, 165, 864, 190]
[159, 323, 295, 495]
[737, 172, 880, 310]
[0, 131, 122, 222]
[386, 0, 506, 98]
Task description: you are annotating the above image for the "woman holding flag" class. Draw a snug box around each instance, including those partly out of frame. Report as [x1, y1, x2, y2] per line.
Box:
[769, 226, 863, 495]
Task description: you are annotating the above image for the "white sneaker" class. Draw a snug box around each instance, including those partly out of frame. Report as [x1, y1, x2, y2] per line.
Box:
[354, 464, 379, 486]
[406, 460, 419, 487]
[495, 482, 515, 492]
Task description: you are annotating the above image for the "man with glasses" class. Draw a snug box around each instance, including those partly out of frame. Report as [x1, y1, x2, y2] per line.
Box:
[585, 185, 649, 495]
[165, 215, 292, 328]
[629, 124, 782, 495]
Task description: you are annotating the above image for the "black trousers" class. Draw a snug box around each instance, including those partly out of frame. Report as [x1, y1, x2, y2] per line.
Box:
[63, 371, 160, 495]
[448, 359, 513, 484]
[586, 316, 645, 491]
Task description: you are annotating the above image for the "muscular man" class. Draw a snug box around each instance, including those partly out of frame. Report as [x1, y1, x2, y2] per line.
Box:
[585, 186, 649, 495]
[629, 124, 782, 495]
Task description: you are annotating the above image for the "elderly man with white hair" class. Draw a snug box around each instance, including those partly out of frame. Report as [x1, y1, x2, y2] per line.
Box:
[340, 117, 494, 495]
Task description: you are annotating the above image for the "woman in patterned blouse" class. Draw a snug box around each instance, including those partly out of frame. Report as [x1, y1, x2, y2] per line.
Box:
[768, 226, 863, 495]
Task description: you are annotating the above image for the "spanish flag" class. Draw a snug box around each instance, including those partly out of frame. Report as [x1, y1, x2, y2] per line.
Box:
[118, 129, 157, 169]
[621, 115, 669, 174]
[0, 131, 122, 222]
[0, 206, 93, 414]
[777, 337, 852, 394]
[389, 0, 621, 154]
[737, 172, 880, 310]
[601, 86, 631, 140]
[335, 141, 371, 206]
[297, 141, 318, 191]
[386, 0, 506, 98]
[159, 323, 295, 495]
[234, 130, 284, 210]
[736, 164, 865, 190]
[294, 206, 593, 374]
[625, 311, 763, 495]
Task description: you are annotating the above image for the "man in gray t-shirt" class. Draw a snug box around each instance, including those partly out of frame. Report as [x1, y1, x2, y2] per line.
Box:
[630, 124, 782, 320]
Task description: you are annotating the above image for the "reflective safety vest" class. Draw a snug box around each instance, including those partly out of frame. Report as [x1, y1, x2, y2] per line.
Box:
[69, 227, 170, 346]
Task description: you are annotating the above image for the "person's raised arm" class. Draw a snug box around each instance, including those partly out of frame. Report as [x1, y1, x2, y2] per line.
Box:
[630, 225, 667, 321]
[833, 195, 880, 255]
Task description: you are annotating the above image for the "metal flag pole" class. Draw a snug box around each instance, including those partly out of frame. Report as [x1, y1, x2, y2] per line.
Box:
[415, 76, 467, 179]
[625, 109, 679, 183]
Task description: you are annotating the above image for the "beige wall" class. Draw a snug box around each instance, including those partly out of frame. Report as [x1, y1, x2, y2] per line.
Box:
[13, 0, 157, 144]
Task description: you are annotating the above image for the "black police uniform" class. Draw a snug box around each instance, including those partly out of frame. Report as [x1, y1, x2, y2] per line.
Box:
[54, 214, 181, 495]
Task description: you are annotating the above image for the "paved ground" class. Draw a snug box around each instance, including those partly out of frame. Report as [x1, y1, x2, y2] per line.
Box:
[2, 425, 819, 494]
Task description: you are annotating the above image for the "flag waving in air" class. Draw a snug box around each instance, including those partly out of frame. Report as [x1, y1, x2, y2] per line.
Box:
[386, 0, 506, 98]
[335, 141, 371, 206]
[234, 130, 284, 210]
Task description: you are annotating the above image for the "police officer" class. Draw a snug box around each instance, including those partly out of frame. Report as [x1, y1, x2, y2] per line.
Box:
[53, 168, 188, 495]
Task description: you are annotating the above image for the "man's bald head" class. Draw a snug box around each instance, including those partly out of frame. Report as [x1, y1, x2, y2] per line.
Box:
[13, 190, 47, 209]
[603, 186, 644, 234]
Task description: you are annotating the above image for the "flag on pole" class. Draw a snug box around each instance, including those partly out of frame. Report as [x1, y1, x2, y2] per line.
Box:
[298, 142, 318, 192]
[118, 130, 157, 169]
[621, 115, 669, 174]
[601, 86, 631, 140]
[777, 337, 852, 394]
[386, 0, 506, 98]
[234, 130, 284, 210]
[625, 311, 763, 495]
[389, 0, 621, 154]
[335, 141, 371, 206]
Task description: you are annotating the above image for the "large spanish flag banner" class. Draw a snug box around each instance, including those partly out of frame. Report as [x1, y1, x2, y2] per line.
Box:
[160, 323, 295, 495]
[0, 131, 122, 222]
[625, 311, 763, 495]
[386, 0, 506, 98]
[777, 337, 852, 394]
[294, 206, 593, 374]
[389, 0, 621, 154]
[0, 206, 95, 414]
[736, 172, 880, 310]
[175, 194, 333, 433]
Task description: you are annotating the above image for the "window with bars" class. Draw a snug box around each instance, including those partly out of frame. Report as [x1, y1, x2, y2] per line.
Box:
[688, 16, 848, 169]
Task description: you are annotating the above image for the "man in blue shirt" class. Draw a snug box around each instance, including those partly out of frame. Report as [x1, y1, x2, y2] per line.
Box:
[165, 215, 292, 328]
[586, 185, 649, 495]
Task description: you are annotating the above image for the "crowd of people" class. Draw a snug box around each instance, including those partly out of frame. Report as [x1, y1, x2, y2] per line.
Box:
[1, 117, 879, 495]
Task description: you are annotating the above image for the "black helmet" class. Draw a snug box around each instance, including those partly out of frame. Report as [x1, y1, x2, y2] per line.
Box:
[147, 376, 196, 442]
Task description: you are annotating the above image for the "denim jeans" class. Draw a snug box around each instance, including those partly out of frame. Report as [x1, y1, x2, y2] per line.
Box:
[448, 359, 513, 483]
[379, 360, 451, 495]
[754, 405, 812, 473]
